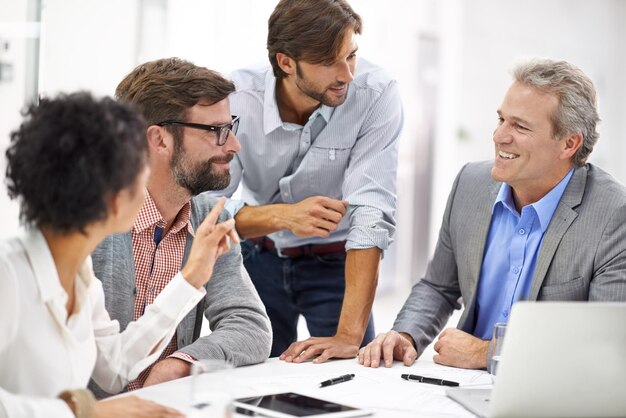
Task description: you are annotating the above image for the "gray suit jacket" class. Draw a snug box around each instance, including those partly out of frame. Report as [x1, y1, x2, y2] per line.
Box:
[394, 161, 626, 354]
[89, 194, 271, 397]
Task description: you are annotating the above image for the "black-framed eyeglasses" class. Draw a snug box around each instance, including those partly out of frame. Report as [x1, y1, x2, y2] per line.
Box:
[156, 115, 239, 146]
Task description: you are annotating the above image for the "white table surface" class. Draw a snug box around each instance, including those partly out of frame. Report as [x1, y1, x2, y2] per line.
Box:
[129, 357, 492, 417]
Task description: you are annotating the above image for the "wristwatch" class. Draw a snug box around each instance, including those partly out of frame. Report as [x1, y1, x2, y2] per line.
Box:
[58, 389, 96, 418]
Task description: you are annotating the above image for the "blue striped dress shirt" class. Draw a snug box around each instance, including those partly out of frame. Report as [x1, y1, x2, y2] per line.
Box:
[473, 169, 575, 338]
[205, 58, 404, 251]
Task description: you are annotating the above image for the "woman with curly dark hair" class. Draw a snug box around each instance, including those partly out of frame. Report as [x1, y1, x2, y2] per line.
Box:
[0, 92, 237, 418]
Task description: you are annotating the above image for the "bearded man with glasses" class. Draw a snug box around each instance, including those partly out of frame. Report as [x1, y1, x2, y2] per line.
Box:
[88, 58, 272, 398]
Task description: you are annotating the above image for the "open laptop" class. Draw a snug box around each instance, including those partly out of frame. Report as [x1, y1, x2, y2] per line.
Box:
[447, 302, 626, 417]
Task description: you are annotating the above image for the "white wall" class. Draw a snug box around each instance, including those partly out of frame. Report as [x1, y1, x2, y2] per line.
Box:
[0, 0, 37, 237]
[38, 0, 140, 96]
[430, 0, 626, 247]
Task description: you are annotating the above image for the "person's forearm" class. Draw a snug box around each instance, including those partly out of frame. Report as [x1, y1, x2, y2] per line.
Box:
[335, 248, 381, 343]
[234, 204, 288, 239]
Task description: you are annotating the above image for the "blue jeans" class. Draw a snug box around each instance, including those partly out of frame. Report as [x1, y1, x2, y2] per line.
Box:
[241, 240, 375, 357]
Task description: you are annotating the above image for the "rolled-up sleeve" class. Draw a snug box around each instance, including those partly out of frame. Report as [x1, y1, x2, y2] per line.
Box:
[343, 80, 403, 251]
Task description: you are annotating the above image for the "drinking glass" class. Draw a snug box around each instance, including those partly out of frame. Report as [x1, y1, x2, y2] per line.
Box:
[189, 359, 235, 417]
[490, 322, 507, 381]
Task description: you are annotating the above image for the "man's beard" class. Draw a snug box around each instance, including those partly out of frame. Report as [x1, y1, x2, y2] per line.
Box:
[170, 142, 232, 196]
[295, 63, 348, 107]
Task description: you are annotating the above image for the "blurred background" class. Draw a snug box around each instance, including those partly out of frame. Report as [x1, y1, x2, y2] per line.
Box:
[2, 0, 626, 334]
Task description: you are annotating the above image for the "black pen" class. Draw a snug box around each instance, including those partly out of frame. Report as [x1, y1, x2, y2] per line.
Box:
[401, 374, 459, 387]
[320, 373, 355, 387]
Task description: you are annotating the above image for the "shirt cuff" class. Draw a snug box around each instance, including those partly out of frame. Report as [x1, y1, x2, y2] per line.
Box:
[345, 225, 392, 251]
[169, 351, 196, 364]
[152, 272, 206, 321]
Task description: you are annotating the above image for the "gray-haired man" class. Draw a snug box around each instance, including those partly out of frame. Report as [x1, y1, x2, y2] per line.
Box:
[360, 58, 626, 370]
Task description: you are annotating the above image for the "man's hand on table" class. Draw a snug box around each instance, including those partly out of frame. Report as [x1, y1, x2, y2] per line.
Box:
[358, 331, 418, 368]
[433, 328, 489, 369]
[279, 335, 359, 364]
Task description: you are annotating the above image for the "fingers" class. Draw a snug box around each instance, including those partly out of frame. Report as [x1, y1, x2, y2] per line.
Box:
[358, 333, 385, 368]
[312, 347, 334, 364]
[318, 208, 344, 224]
[315, 218, 342, 232]
[280, 337, 357, 364]
[368, 335, 384, 368]
[317, 196, 349, 215]
[358, 347, 368, 366]
[433, 338, 442, 354]
[403, 347, 417, 366]
[359, 332, 417, 369]
[280, 339, 313, 362]
[402, 346, 418, 366]
[294, 345, 325, 363]
[381, 335, 397, 367]
[299, 342, 358, 364]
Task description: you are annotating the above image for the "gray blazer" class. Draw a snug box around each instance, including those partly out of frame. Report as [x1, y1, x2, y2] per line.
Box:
[394, 161, 626, 354]
[89, 194, 271, 397]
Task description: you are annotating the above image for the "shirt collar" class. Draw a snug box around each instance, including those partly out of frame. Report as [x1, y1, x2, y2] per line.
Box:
[263, 69, 335, 135]
[263, 71, 284, 135]
[493, 168, 575, 232]
[19, 228, 93, 304]
[133, 189, 194, 237]
[20, 228, 64, 303]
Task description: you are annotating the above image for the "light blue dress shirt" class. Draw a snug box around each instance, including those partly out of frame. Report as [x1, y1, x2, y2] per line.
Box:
[473, 169, 574, 339]
[207, 58, 403, 251]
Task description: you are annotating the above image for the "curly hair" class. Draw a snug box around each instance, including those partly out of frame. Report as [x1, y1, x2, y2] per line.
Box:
[5, 92, 147, 233]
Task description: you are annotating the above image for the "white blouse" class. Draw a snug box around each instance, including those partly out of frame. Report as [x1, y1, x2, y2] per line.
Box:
[0, 229, 205, 418]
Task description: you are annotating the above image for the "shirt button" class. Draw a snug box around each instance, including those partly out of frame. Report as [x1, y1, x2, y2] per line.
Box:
[503, 310, 509, 318]
[283, 192, 288, 197]
[150, 287, 156, 293]
[519, 228, 525, 235]
[512, 267, 519, 274]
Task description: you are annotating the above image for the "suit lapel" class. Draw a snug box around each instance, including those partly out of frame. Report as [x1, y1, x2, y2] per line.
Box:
[528, 167, 586, 300]
[97, 232, 136, 331]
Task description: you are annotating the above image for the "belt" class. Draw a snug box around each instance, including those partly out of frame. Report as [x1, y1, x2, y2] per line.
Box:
[249, 237, 346, 258]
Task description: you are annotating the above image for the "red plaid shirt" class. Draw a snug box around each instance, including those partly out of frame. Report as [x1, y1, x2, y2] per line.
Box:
[127, 190, 196, 391]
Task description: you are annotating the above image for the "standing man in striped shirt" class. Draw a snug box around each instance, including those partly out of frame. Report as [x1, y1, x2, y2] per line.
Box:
[207, 0, 403, 362]
[89, 58, 272, 397]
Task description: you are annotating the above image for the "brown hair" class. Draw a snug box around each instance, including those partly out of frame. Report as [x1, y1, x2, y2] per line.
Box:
[267, 0, 362, 79]
[115, 57, 235, 125]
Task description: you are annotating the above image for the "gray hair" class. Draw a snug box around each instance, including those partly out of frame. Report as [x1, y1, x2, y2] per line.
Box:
[512, 58, 600, 167]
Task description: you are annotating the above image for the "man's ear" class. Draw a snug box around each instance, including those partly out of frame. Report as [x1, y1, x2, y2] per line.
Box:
[146, 125, 171, 156]
[276, 52, 297, 76]
[561, 132, 583, 161]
